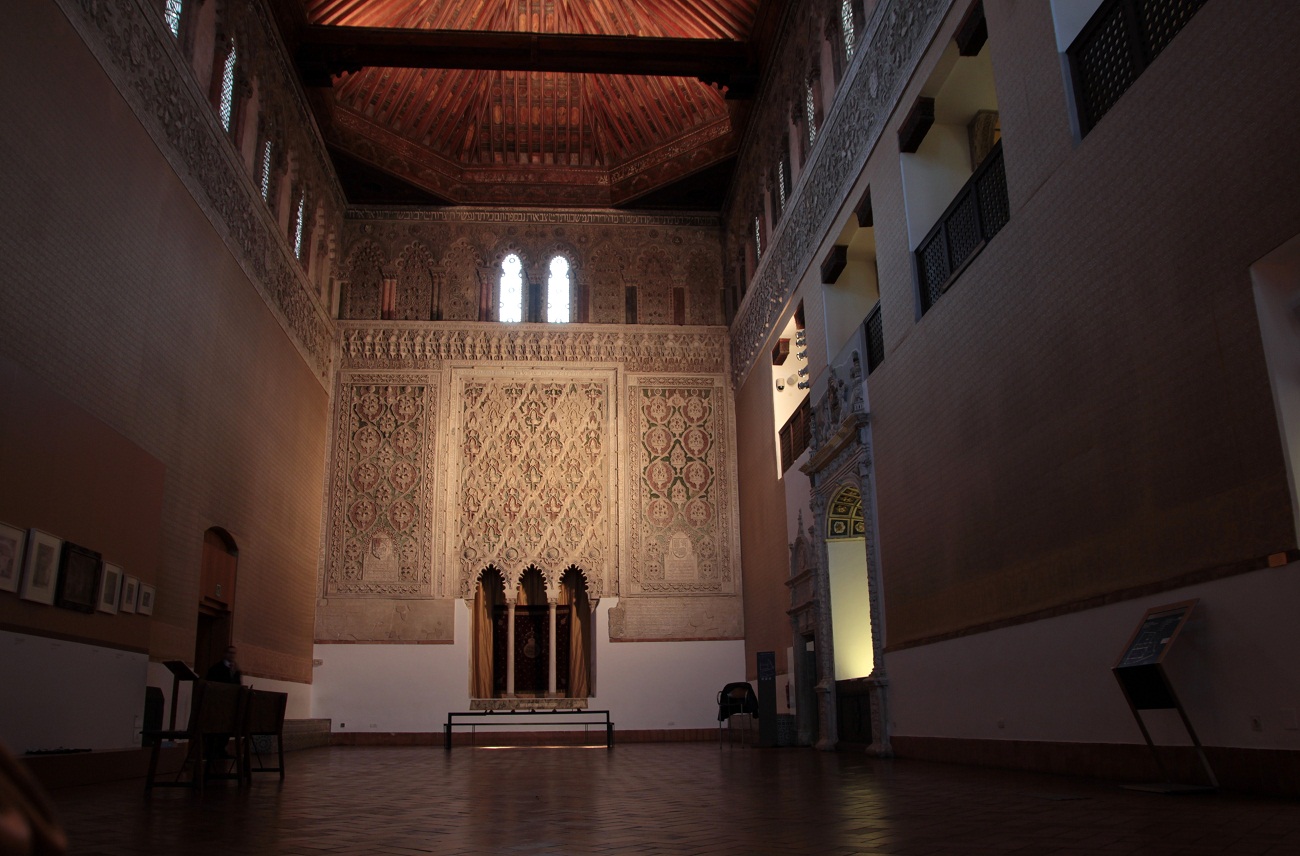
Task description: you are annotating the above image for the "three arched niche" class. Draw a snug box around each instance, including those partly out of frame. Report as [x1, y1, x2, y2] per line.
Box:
[470, 564, 592, 699]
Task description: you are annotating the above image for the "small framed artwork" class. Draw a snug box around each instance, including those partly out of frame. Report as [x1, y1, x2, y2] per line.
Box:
[56, 542, 101, 614]
[137, 584, 156, 616]
[0, 522, 25, 594]
[20, 529, 62, 605]
[98, 563, 123, 614]
[120, 575, 139, 614]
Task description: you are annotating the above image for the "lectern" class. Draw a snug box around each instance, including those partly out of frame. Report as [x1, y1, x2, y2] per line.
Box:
[162, 660, 200, 729]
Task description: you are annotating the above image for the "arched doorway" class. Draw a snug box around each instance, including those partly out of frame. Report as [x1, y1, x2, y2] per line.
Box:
[825, 485, 874, 748]
[195, 528, 238, 676]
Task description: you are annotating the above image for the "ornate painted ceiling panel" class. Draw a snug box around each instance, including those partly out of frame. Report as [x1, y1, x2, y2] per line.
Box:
[294, 0, 766, 208]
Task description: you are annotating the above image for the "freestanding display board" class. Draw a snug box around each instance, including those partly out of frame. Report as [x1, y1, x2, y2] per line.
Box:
[1113, 599, 1217, 792]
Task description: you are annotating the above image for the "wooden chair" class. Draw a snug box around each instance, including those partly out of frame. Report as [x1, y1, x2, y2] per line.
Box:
[144, 680, 247, 792]
[240, 689, 288, 782]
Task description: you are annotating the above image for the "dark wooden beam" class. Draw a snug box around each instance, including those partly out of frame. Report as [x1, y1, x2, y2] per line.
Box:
[898, 97, 935, 154]
[820, 245, 848, 285]
[298, 25, 755, 92]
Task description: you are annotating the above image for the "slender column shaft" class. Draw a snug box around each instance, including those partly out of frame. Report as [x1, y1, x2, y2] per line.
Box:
[548, 601, 558, 696]
[506, 601, 517, 696]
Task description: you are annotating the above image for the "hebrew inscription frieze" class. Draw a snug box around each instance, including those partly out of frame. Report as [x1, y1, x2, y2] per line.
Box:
[326, 376, 437, 598]
[338, 322, 729, 376]
[451, 370, 616, 601]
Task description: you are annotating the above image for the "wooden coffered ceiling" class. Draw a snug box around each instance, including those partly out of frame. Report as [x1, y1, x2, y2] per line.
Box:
[271, 0, 786, 210]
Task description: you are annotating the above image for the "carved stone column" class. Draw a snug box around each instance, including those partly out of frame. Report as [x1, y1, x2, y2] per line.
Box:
[505, 597, 517, 697]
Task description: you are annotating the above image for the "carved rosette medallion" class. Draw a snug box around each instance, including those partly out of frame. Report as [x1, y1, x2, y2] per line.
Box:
[451, 369, 615, 599]
[626, 377, 737, 596]
[326, 376, 437, 597]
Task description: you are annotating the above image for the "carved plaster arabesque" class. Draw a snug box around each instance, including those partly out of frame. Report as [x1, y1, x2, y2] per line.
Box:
[625, 377, 739, 597]
[727, 0, 947, 386]
[448, 367, 617, 602]
[325, 374, 438, 599]
[55, 0, 341, 385]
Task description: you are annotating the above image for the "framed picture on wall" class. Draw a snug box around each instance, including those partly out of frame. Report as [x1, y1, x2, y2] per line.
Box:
[120, 575, 139, 614]
[137, 584, 156, 616]
[98, 562, 123, 614]
[56, 542, 101, 614]
[0, 522, 25, 594]
[19, 529, 61, 605]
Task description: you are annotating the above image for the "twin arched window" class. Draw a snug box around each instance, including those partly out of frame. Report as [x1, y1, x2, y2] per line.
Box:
[499, 254, 572, 323]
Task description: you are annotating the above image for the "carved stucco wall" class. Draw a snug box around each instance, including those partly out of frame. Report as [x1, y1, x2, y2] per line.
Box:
[724, 0, 947, 385]
[53, 0, 344, 385]
[319, 322, 741, 643]
[338, 209, 724, 326]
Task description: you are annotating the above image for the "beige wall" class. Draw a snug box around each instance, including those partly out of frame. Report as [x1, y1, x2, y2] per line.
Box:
[869, 0, 1298, 645]
[0, 0, 327, 683]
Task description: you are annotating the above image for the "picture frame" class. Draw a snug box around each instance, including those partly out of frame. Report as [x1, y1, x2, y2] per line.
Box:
[56, 542, 101, 614]
[19, 529, 62, 605]
[0, 522, 25, 594]
[137, 583, 156, 616]
[120, 575, 139, 614]
[98, 562, 123, 614]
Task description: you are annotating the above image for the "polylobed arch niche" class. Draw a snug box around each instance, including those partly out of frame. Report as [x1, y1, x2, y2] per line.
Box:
[470, 565, 592, 700]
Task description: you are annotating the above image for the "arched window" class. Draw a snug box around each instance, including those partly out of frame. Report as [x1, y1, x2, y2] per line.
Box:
[219, 42, 237, 132]
[499, 253, 524, 322]
[841, 0, 856, 60]
[753, 215, 763, 263]
[546, 256, 571, 323]
[164, 0, 183, 37]
[293, 194, 306, 259]
[805, 78, 818, 145]
[259, 139, 273, 202]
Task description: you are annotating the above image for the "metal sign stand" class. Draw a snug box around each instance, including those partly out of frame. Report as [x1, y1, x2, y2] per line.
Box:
[1112, 599, 1217, 793]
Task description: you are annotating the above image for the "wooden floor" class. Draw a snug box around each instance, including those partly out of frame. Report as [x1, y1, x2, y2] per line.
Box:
[48, 743, 1300, 855]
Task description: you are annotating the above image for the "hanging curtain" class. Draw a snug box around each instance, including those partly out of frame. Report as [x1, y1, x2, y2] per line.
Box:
[562, 570, 591, 698]
[470, 571, 496, 698]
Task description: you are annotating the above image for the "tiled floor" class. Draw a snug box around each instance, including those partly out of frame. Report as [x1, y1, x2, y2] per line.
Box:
[47, 743, 1300, 855]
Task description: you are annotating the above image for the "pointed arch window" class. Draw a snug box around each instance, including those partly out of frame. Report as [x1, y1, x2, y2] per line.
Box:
[499, 253, 524, 323]
[753, 215, 763, 263]
[219, 43, 237, 132]
[547, 256, 571, 323]
[164, 0, 183, 37]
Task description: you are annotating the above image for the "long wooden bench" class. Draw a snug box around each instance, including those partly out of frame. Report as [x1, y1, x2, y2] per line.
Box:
[444, 709, 614, 749]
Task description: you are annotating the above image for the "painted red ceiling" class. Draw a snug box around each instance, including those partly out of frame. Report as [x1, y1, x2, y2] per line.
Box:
[295, 0, 765, 208]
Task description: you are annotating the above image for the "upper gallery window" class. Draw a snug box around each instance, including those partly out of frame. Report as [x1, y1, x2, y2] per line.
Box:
[219, 43, 237, 131]
[499, 253, 524, 323]
[293, 194, 305, 259]
[260, 140, 273, 202]
[805, 80, 818, 145]
[547, 256, 571, 323]
[165, 0, 183, 37]
[842, 0, 856, 59]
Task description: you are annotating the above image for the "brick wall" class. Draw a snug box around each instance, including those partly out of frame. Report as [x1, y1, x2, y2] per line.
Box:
[0, 0, 326, 682]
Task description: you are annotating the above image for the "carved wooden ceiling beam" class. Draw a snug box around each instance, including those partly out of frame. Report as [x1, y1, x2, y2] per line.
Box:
[297, 25, 758, 96]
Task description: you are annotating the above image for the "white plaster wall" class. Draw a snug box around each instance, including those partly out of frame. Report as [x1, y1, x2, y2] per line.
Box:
[1251, 233, 1300, 546]
[886, 563, 1300, 750]
[145, 664, 314, 734]
[310, 599, 745, 733]
[0, 630, 147, 752]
